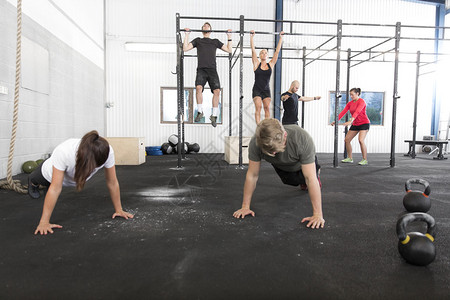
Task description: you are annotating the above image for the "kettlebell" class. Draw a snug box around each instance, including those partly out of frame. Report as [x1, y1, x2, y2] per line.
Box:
[396, 212, 436, 266]
[403, 178, 431, 212]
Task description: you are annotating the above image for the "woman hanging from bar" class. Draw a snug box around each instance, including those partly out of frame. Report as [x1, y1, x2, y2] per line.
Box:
[331, 88, 370, 165]
[250, 30, 284, 124]
[30, 130, 134, 235]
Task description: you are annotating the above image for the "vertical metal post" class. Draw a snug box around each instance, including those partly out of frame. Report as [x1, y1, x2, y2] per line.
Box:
[411, 51, 420, 159]
[229, 52, 232, 136]
[103, 0, 107, 137]
[390, 22, 401, 168]
[273, 0, 283, 120]
[181, 46, 185, 160]
[301, 46, 306, 128]
[176, 13, 183, 168]
[431, 4, 445, 137]
[344, 48, 351, 158]
[333, 20, 342, 168]
[238, 15, 244, 168]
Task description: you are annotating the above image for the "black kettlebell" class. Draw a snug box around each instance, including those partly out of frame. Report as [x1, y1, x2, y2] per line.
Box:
[396, 212, 436, 266]
[403, 178, 431, 212]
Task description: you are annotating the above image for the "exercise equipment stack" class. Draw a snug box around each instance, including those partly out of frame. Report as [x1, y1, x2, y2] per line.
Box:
[160, 134, 200, 155]
[396, 178, 436, 266]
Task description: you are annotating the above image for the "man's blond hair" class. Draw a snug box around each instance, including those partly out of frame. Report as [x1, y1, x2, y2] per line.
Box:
[255, 118, 286, 156]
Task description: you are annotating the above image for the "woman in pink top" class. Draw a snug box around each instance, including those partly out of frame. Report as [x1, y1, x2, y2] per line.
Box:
[331, 88, 370, 165]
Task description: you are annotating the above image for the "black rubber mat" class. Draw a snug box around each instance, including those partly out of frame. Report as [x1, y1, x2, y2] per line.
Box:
[0, 153, 449, 299]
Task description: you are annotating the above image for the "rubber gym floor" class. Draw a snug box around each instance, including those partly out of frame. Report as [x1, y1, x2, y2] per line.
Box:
[0, 153, 449, 299]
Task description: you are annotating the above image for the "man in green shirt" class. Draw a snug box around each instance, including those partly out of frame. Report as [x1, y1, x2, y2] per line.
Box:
[233, 118, 324, 229]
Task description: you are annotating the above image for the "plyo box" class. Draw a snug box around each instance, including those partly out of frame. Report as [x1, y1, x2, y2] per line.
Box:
[106, 137, 146, 165]
[224, 136, 251, 164]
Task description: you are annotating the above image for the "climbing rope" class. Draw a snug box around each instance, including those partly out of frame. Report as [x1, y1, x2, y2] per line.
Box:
[0, 0, 28, 194]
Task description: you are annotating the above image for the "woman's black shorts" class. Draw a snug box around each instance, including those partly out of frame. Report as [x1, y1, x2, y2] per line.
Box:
[349, 123, 370, 131]
[252, 87, 271, 99]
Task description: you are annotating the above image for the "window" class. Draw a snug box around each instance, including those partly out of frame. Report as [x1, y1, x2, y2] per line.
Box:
[329, 91, 384, 125]
[160, 87, 223, 125]
[161, 88, 190, 123]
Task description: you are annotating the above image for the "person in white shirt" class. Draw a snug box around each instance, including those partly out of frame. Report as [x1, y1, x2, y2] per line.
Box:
[29, 130, 133, 235]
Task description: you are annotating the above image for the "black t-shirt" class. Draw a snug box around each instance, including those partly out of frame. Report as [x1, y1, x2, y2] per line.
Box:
[191, 38, 224, 69]
[281, 92, 300, 124]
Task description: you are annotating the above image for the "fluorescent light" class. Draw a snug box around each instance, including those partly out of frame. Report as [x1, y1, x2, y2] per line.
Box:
[124, 42, 176, 53]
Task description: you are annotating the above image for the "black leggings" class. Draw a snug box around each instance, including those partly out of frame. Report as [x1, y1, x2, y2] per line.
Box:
[272, 156, 320, 186]
[29, 162, 51, 187]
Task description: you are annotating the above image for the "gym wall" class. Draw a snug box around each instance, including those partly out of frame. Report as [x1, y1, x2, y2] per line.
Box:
[0, 0, 104, 179]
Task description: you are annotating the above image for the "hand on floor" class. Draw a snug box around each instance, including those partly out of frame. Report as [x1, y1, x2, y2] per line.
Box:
[112, 210, 134, 220]
[233, 208, 255, 219]
[301, 215, 325, 229]
[34, 222, 63, 235]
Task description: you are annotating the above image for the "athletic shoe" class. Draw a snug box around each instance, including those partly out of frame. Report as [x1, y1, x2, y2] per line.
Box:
[341, 157, 353, 163]
[28, 177, 40, 199]
[194, 112, 204, 122]
[210, 116, 217, 127]
[358, 159, 368, 166]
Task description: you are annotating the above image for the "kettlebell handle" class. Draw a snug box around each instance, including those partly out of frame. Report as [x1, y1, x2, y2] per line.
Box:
[396, 212, 436, 242]
[405, 178, 431, 196]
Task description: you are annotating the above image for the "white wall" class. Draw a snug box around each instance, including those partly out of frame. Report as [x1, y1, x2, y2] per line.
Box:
[6, 0, 104, 68]
[106, 0, 447, 156]
[0, 0, 104, 178]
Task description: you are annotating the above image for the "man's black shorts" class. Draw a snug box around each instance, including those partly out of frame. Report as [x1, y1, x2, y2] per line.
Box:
[272, 156, 321, 186]
[195, 68, 220, 93]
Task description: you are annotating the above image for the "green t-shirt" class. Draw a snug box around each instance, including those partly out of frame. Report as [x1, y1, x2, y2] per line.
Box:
[248, 125, 316, 172]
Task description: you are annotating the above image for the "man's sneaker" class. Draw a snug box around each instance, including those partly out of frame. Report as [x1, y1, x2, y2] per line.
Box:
[28, 177, 40, 199]
[341, 157, 353, 163]
[358, 159, 368, 166]
[194, 112, 204, 122]
[210, 115, 217, 127]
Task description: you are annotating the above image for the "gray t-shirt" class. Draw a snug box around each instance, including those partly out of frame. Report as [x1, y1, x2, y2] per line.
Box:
[248, 125, 316, 172]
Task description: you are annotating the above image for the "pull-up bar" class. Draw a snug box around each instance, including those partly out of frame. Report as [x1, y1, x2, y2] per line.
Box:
[401, 36, 450, 41]
[243, 30, 335, 38]
[180, 29, 238, 34]
[180, 15, 241, 21]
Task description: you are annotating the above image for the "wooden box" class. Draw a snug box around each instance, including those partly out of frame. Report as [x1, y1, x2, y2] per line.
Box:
[106, 137, 146, 165]
[224, 136, 251, 164]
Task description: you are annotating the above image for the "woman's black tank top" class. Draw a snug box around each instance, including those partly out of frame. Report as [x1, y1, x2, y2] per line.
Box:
[253, 63, 272, 91]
